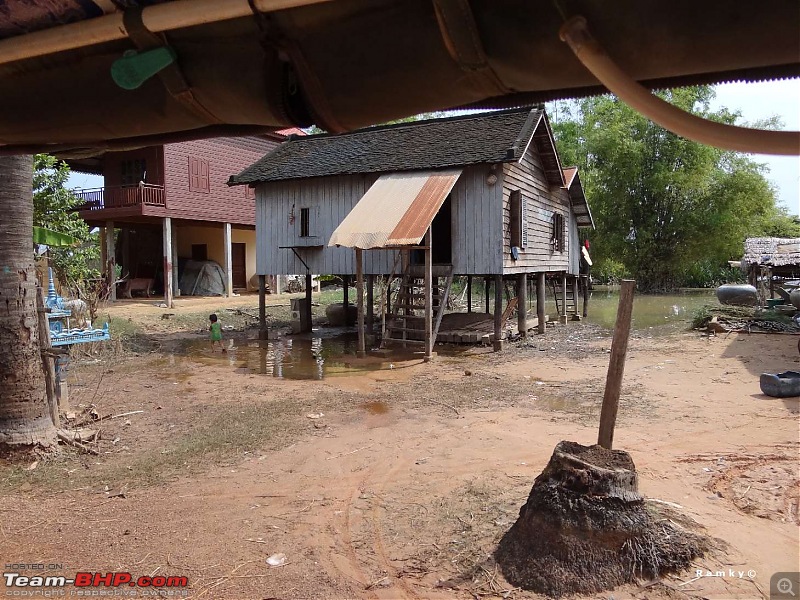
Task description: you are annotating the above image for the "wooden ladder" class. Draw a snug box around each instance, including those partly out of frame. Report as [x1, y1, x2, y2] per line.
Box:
[551, 277, 578, 316]
[382, 263, 453, 348]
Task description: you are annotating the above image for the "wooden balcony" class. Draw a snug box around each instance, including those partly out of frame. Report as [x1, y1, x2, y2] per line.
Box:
[76, 184, 165, 210]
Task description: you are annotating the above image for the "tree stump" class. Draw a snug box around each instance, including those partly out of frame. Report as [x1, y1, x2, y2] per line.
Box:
[495, 441, 708, 597]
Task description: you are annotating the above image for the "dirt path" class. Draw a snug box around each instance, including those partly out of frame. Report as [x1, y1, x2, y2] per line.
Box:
[1, 325, 798, 599]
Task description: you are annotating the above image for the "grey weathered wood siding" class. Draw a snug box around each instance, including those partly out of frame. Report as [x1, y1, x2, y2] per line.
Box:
[256, 165, 504, 276]
[500, 142, 578, 275]
[450, 164, 504, 275]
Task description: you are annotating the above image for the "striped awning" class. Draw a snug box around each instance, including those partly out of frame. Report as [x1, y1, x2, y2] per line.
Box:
[329, 169, 462, 249]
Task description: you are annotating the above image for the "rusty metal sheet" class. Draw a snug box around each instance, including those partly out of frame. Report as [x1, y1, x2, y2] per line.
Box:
[329, 169, 462, 249]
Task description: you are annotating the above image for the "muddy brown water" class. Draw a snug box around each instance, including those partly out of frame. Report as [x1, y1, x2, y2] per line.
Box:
[173, 290, 714, 380]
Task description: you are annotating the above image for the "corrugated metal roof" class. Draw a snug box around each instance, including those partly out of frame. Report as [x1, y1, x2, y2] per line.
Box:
[329, 169, 462, 249]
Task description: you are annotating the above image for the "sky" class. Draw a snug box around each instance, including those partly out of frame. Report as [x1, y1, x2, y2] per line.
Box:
[67, 80, 800, 213]
[710, 79, 800, 215]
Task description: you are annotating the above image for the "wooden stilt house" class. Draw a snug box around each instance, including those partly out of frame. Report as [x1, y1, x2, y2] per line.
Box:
[229, 108, 593, 353]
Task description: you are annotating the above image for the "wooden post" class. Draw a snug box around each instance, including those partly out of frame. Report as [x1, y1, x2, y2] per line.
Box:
[581, 274, 589, 317]
[517, 273, 527, 337]
[484, 277, 490, 314]
[162, 217, 173, 308]
[343, 275, 350, 325]
[467, 275, 472, 313]
[537, 272, 546, 334]
[366, 274, 374, 329]
[171, 222, 180, 297]
[598, 279, 636, 450]
[356, 249, 366, 357]
[105, 220, 116, 301]
[223, 222, 233, 297]
[560, 272, 568, 323]
[304, 272, 313, 333]
[36, 288, 59, 427]
[571, 276, 579, 319]
[258, 274, 267, 340]
[493, 275, 503, 351]
[424, 228, 433, 361]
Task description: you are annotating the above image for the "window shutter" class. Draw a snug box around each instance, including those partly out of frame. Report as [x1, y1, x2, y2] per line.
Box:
[521, 194, 528, 249]
[509, 190, 521, 248]
[188, 157, 199, 191]
[200, 159, 210, 192]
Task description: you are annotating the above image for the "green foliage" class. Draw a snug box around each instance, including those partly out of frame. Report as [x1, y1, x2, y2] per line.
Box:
[550, 88, 788, 291]
[33, 154, 99, 284]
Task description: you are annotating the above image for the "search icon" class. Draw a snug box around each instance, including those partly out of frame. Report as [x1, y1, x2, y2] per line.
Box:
[778, 578, 796, 597]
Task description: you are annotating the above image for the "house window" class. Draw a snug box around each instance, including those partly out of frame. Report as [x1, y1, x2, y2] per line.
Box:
[121, 159, 146, 186]
[300, 207, 311, 237]
[509, 190, 528, 250]
[551, 212, 565, 252]
[188, 157, 210, 193]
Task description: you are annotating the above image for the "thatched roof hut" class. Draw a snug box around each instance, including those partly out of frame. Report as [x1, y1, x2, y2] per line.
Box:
[742, 237, 800, 267]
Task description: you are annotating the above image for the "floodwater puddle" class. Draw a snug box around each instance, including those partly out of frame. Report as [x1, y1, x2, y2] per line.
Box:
[360, 400, 390, 414]
[174, 330, 398, 380]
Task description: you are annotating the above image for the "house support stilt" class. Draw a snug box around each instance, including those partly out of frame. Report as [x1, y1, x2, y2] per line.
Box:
[467, 275, 472, 313]
[493, 274, 503, 351]
[571, 276, 579, 319]
[356, 249, 366, 357]
[517, 273, 527, 337]
[484, 277, 490, 314]
[105, 220, 116, 301]
[258, 274, 267, 340]
[424, 228, 433, 361]
[343, 275, 350, 325]
[172, 222, 180, 297]
[537, 272, 546, 334]
[162, 217, 173, 308]
[560, 272, 568, 324]
[582, 274, 589, 317]
[304, 272, 313, 333]
[223, 222, 233, 297]
[366, 274, 374, 329]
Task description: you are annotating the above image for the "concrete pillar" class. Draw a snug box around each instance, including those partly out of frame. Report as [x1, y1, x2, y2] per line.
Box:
[560, 272, 568, 324]
[304, 272, 313, 333]
[162, 217, 173, 308]
[105, 221, 116, 301]
[223, 222, 233, 297]
[537, 272, 546, 334]
[517, 273, 527, 337]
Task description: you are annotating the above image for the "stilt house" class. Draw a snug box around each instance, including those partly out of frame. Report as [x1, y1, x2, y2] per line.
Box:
[229, 108, 593, 354]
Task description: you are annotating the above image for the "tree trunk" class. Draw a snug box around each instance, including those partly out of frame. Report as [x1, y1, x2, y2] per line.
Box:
[0, 155, 57, 447]
[496, 441, 707, 597]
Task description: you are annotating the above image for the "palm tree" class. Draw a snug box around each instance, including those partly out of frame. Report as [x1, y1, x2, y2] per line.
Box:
[0, 155, 56, 447]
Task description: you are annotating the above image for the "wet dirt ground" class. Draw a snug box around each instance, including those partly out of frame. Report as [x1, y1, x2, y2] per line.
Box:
[0, 316, 798, 599]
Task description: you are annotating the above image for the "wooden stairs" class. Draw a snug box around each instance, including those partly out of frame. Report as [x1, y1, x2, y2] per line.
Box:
[382, 264, 453, 348]
[551, 277, 578, 317]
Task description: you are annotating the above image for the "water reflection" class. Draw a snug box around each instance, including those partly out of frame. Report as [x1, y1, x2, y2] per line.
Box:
[177, 330, 387, 380]
[545, 287, 715, 331]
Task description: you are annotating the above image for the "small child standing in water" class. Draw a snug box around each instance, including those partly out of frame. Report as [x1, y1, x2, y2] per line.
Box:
[209, 313, 226, 352]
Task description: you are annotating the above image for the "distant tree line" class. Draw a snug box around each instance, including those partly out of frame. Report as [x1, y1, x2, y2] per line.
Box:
[549, 87, 800, 291]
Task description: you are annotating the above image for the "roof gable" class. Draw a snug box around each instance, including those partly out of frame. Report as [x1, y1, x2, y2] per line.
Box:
[230, 108, 550, 185]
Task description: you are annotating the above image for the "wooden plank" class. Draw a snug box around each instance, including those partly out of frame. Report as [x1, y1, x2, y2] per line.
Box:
[356, 248, 365, 357]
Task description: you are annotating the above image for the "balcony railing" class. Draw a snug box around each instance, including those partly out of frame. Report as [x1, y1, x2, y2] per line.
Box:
[76, 184, 165, 210]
